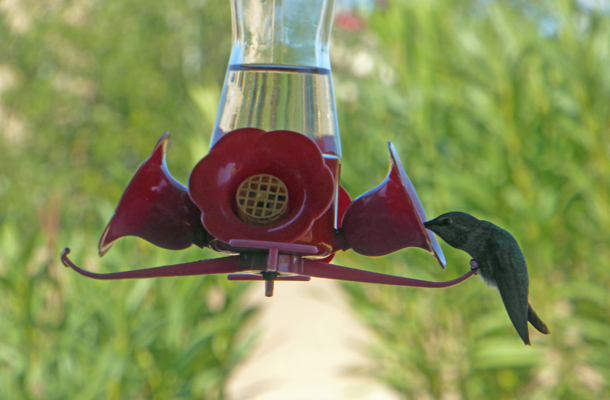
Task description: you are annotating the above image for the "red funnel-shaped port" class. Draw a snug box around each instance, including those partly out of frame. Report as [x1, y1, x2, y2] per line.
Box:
[341, 143, 446, 268]
[99, 133, 209, 256]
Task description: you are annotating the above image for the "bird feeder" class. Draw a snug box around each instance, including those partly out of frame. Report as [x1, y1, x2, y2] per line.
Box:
[62, 0, 475, 297]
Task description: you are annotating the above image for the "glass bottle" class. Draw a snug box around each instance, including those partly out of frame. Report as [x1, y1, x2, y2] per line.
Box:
[212, 0, 341, 255]
[212, 0, 340, 158]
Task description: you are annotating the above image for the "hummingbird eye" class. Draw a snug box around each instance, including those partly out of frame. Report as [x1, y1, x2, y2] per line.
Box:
[439, 217, 452, 226]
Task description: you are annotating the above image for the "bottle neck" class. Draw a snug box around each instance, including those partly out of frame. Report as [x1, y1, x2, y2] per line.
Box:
[212, 0, 341, 157]
[229, 0, 335, 68]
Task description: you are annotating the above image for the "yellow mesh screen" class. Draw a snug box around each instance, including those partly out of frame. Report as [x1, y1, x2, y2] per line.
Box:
[236, 174, 288, 224]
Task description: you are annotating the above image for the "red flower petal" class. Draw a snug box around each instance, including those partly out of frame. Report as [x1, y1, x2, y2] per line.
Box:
[189, 128, 335, 247]
[341, 143, 446, 267]
[99, 133, 209, 256]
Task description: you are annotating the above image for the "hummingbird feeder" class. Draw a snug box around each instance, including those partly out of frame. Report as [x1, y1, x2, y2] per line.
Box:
[61, 0, 475, 297]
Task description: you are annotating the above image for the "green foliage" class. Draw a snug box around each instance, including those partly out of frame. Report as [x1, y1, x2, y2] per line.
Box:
[0, 1, 253, 399]
[334, 0, 610, 398]
[0, 224, 254, 399]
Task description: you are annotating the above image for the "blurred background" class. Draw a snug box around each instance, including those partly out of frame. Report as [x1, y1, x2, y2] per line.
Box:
[1, 0, 609, 399]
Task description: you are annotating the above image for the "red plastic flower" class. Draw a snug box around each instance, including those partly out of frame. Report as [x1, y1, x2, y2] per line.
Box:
[189, 128, 335, 246]
[99, 133, 209, 256]
[341, 143, 446, 267]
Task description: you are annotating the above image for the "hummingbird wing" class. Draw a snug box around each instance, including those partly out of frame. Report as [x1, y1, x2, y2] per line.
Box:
[483, 241, 531, 345]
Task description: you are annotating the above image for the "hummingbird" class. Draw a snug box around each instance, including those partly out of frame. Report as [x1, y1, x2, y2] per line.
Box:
[424, 211, 550, 345]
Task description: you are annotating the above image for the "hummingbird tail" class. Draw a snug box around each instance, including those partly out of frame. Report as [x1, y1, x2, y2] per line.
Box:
[528, 304, 550, 335]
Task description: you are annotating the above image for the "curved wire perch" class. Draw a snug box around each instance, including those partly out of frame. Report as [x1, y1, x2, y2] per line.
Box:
[61, 248, 243, 280]
[61, 247, 474, 287]
[228, 274, 311, 281]
[302, 259, 475, 288]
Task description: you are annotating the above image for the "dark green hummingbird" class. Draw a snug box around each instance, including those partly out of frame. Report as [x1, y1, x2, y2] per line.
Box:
[424, 212, 550, 345]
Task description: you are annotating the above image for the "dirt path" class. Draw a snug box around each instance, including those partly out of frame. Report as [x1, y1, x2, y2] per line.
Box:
[226, 278, 400, 400]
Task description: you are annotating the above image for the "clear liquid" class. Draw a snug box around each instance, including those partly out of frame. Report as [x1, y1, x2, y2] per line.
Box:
[212, 64, 341, 157]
